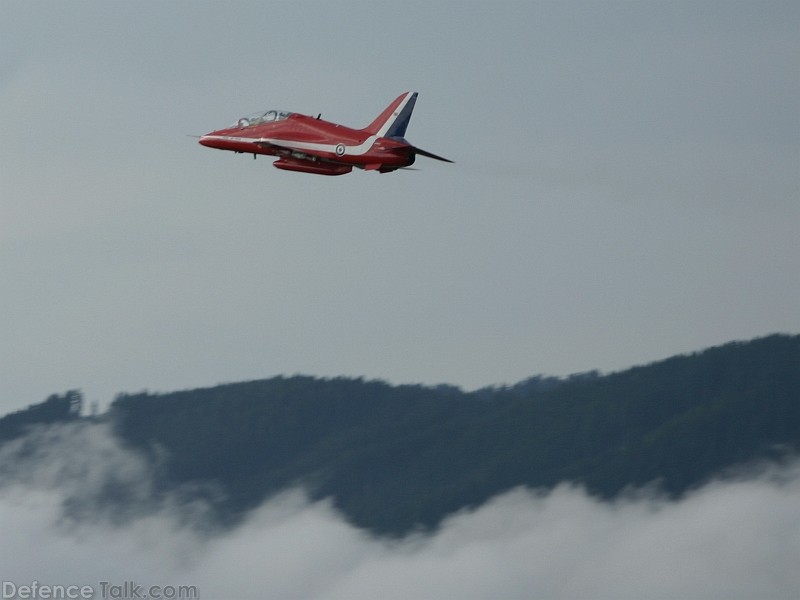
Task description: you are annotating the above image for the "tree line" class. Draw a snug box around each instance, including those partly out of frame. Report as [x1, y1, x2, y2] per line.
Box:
[1, 334, 797, 536]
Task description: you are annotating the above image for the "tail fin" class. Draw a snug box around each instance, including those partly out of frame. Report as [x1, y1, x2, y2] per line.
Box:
[362, 92, 418, 138]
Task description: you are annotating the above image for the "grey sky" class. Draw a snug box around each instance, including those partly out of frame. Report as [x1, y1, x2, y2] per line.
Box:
[2, 1, 798, 413]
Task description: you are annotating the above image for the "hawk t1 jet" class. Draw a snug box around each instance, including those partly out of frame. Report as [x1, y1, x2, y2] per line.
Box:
[199, 92, 452, 175]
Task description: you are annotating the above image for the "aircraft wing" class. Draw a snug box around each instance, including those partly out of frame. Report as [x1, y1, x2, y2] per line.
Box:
[254, 137, 454, 165]
[253, 138, 332, 158]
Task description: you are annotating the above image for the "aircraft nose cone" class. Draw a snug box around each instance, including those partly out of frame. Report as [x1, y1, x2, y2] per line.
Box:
[199, 134, 226, 150]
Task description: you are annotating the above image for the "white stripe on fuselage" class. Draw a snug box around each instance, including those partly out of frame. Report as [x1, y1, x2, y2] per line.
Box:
[263, 135, 380, 157]
[201, 133, 383, 160]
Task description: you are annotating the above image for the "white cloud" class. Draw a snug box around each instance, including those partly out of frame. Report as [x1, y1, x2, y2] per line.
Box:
[0, 423, 798, 599]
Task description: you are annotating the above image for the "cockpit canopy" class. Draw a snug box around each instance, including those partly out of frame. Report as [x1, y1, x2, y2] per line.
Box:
[233, 110, 293, 128]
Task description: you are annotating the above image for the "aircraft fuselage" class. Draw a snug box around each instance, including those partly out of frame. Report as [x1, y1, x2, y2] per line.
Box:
[199, 92, 451, 175]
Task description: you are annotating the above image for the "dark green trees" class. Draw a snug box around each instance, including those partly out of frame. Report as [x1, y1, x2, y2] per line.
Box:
[2, 334, 797, 536]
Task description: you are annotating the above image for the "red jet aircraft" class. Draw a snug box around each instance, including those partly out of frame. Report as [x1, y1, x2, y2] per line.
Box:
[199, 92, 452, 175]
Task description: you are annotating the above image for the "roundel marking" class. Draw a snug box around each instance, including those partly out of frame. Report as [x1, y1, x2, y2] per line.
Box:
[335, 143, 346, 156]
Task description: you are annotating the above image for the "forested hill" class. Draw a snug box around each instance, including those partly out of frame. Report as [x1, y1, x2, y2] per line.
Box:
[2, 334, 799, 536]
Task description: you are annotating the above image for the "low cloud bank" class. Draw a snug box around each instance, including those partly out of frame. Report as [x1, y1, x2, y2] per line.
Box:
[1, 423, 798, 599]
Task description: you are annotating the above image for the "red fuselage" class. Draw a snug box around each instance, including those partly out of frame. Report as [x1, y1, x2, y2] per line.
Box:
[198, 92, 451, 175]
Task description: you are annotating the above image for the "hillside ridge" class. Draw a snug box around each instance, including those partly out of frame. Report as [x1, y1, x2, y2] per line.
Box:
[2, 334, 797, 535]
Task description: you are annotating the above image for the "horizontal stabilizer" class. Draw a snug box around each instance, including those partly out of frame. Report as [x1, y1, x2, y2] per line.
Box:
[413, 146, 453, 163]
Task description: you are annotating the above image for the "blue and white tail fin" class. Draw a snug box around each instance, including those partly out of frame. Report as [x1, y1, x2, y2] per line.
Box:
[362, 92, 418, 138]
[363, 92, 453, 164]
